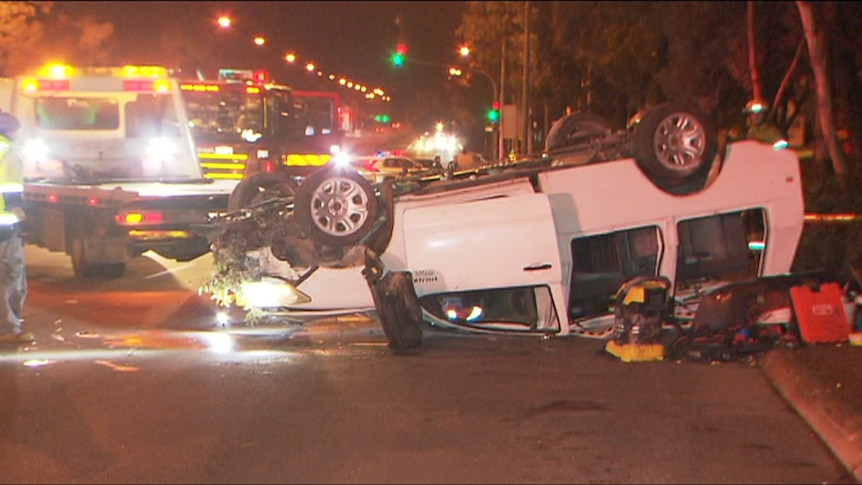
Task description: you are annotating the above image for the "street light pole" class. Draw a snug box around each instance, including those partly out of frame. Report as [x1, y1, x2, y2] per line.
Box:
[464, 67, 499, 161]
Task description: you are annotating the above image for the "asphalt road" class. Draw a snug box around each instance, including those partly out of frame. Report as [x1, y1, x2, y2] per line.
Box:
[0, 247, 854, 483]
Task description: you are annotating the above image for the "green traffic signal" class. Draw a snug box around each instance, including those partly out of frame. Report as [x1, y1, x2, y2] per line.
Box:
[392, 52, 405, 67]
[487, 109, 499, 123]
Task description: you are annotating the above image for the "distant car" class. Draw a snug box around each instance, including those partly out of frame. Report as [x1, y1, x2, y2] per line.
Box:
[350, 156, 429, 182]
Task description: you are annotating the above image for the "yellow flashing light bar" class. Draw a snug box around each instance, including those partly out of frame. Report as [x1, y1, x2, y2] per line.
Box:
[285, 154, 331, 167]
[38, 63, 75, 79]
[122, 65, 168, 78]
[180, 83, 221, 92]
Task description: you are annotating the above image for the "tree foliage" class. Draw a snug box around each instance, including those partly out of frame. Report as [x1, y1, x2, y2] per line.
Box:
[0, 1, 117, 75]
[0, 1, 52, 76]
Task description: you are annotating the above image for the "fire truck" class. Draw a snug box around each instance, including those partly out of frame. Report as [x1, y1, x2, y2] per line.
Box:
[0, 63, 237, 279]
[179, 69, 343, 185]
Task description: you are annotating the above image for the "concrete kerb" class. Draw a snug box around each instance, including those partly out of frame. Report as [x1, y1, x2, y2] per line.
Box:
[758, 350, 862, 482]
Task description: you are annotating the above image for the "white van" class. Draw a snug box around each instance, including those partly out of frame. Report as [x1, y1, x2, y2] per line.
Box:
[216, 139, 804, 342]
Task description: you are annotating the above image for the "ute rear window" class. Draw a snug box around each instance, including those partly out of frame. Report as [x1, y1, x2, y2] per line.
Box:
[35, 97, 120, 130]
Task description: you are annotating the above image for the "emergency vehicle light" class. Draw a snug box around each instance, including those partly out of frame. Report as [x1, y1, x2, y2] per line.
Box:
[38, 63, 75, 79]
[180, 83, 220, 92]
[124, 79, 171, 92]
[252, 70, 269, 83]
[21, 78, 70, 92]
[122, 65, 169, 78]
[218, 69, 254, 83]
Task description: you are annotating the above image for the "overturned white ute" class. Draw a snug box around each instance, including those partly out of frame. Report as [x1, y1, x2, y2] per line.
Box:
[203, 104, 805, 350]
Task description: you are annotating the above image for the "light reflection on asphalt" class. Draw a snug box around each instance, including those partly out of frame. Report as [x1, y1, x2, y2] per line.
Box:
[0, 318, 395, 369]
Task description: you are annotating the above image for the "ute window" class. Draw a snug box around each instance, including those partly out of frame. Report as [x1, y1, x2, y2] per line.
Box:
[568, 226, 662, 320]
[35, 97, 120, 131]
[126, 94, 181, 138]
[676, 209, 765, 283]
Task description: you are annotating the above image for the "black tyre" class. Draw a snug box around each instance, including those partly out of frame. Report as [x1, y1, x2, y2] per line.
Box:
[545, 113, 613, 152]
[228, 172, 298, 211]
[294, 166, 379, 247]
[368, 271, 423, 351]
[71, 237, 125, 280]
[632, 103, 717, 193]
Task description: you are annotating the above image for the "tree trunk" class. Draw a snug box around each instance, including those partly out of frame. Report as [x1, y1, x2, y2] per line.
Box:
[797, 1, 848, 190]
[747, 1, 763, 101]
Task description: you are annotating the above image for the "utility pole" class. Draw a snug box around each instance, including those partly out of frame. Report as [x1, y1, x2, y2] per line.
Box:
[522, 1, 531, 154]
[499, 42, 506, 161]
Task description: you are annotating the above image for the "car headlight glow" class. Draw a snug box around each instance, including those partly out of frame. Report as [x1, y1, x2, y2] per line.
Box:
[146, 137, 176, 161]
[22, 139, 49, 162]
[240, 277, 311, 308]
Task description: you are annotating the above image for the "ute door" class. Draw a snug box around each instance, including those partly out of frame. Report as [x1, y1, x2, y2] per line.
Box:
[402, 193, 565, 333]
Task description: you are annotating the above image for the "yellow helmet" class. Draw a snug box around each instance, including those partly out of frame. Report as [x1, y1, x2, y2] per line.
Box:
[744, 99, 769, 114]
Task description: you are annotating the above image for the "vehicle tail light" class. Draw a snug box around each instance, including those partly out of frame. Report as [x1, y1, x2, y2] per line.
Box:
[363, 160, 379, 172]
[116, 211, 163, 224]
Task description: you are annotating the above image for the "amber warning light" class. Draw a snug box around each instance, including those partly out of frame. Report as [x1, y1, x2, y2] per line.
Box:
[117, 212, 163, 224]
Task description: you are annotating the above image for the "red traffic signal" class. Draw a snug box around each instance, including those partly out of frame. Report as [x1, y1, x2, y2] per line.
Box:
[396, 43, 408, 55]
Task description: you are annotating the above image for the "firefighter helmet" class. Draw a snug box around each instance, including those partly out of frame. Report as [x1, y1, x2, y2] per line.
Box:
[744, 99, 769, 114]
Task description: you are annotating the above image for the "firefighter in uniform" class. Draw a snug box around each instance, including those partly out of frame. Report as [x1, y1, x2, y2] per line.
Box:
[0, 112, 31, 344]
[745, 99, 786, 147]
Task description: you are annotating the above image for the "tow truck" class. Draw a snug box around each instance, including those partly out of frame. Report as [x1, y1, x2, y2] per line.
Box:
[0, 63, 237, 278]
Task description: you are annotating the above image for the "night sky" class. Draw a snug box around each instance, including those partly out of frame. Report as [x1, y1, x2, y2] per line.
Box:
[54, 2, 466, 99]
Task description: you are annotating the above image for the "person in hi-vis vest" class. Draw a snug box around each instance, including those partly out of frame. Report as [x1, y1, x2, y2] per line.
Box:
[0, 112, 31, 344]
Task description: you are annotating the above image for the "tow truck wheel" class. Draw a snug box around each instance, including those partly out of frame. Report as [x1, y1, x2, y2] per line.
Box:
[71, 237, 125, 280]
[294, 166, 379, 247]
[632, 103, 717, 194]
[544, 113, 613, 152]
[228, 172, 298, 211]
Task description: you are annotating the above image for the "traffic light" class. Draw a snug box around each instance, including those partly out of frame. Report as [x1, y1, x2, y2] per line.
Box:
[392, 43, 407, 67]
[488, 101, 500, 123]
[374, 114, 390, 123]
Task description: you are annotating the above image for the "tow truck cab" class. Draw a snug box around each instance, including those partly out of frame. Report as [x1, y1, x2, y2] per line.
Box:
[0, 63, 234, 278]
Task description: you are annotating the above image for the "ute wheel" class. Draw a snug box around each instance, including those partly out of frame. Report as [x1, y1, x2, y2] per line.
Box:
[632, 103, 717, 194]
[294, 166, 378, 247]
[228, 172, 298, 211]
[545, 113, 613, 152]
[71, 237, 125, 280]
[367, 271, 423, 351]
